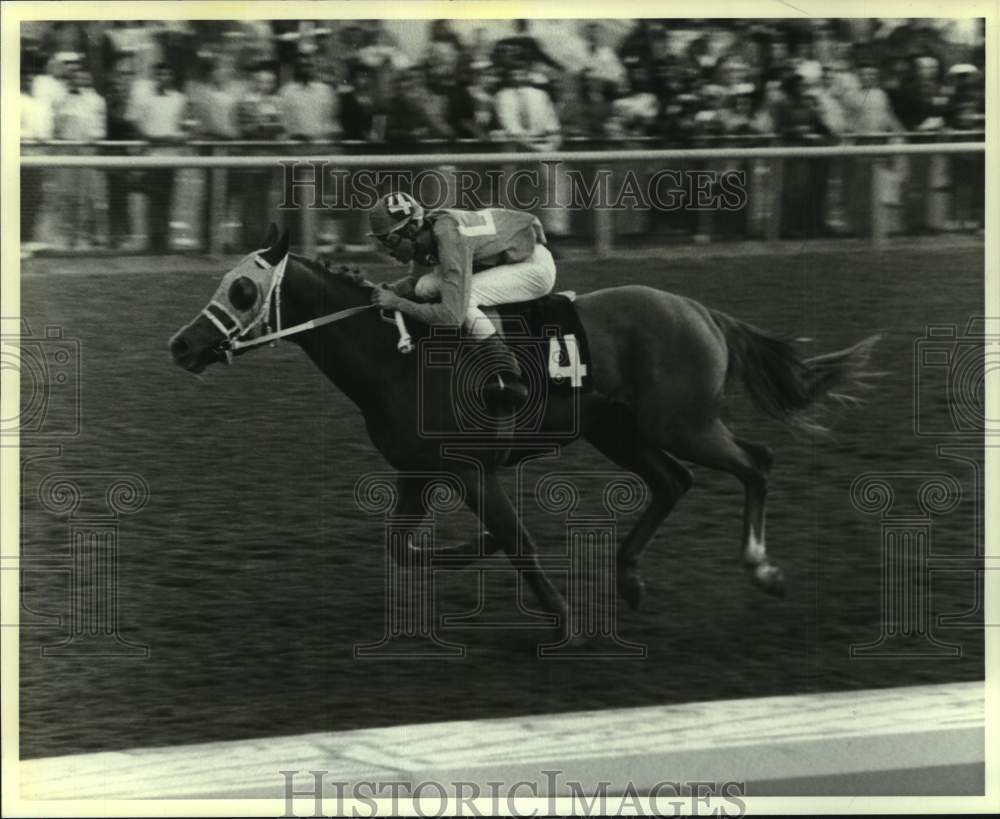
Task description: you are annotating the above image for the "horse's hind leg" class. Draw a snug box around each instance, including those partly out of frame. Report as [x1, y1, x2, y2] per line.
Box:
[584, 407, 693, 610]
[667, 421, 784, 597]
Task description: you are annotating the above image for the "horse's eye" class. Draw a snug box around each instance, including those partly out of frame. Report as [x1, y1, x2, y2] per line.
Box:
[228, 277, 257, 311]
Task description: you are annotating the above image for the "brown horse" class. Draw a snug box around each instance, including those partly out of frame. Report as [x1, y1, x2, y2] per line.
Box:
[169, 226, 880, 643]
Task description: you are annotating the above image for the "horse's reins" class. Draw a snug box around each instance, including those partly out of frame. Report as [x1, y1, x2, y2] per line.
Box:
[204, 253, 413, 363]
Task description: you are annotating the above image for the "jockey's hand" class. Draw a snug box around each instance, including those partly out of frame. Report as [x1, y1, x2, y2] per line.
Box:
[371, 283, 403, 311]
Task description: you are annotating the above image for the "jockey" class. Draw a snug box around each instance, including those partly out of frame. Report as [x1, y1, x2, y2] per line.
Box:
[368, 191, 557, 406]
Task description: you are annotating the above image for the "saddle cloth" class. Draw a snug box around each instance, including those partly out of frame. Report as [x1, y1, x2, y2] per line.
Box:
[482, 291, 593, 395]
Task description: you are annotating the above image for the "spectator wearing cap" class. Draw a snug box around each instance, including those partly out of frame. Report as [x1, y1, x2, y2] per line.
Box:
[279, 52, 339, 141]
[54, 61, 107, 249]
[133, 62, 191, 251]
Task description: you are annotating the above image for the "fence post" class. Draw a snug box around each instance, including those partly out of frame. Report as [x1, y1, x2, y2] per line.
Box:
[207, 146, 226, 255]
[765, 157, 784, 244]
[870, 162, 889, 250]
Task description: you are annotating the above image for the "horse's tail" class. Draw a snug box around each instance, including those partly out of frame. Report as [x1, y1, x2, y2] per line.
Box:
[709, 309, 883, 434]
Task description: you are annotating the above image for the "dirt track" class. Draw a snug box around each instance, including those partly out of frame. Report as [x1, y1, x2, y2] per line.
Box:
[19, 245, 984, 758]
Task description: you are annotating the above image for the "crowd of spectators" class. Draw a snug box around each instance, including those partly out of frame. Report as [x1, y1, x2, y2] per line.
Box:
[20, 18, 986, 148]
[19, 18, 986, 252]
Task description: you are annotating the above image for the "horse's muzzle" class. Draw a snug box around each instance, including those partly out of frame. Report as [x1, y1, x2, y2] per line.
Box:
[169, 330, 224, 373]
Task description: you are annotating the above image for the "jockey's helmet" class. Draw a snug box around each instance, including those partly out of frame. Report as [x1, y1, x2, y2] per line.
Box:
[367, 192, 424, 238]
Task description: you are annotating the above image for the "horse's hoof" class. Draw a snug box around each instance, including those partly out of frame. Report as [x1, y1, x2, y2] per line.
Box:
[618, 569, 645, 610]
[753, 563, 786, 598]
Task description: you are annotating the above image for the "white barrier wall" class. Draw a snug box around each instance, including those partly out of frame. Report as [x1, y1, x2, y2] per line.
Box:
[16, 681, 984, 800]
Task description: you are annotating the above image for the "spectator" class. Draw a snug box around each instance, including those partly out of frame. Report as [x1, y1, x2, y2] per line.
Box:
[844, 60, 903, 134]
[279, 52, 338, 140]
[468, 27, 493, 68]
[447, 59, 496, 141]
[774, 72, 833, 237]
[424, 56, 457, 139]
[339, 61, 386, 141]
[890, 54, 949, 131]
[32, 51, 73, 113]
[54, 62, 107, 249]
[133, 62, 191, 251]
[424, 20, 465, 74]
[494, 66, 561, 150]
[607, 60, 659, 138]
[386, 67, 453, 144]
[493, 19, 562, 75]
[20, 54, 54, 140]
[236, 61, 284, 245]
[560, 67, 615, 140]
[356, 21, 412, 71]
[579, 22, 625, 89]
[718, 84, 762, 136]
[190, 53, 241, 139]
[20, 55, 53, 254]
[104, 56, 139, 249]
[618, 19, 660, 74]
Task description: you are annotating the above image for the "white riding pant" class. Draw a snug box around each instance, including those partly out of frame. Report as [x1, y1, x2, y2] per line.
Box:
[414, 244, 557, 339]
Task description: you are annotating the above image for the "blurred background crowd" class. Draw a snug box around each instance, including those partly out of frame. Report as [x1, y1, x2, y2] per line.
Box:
[19, 18, 986, 255]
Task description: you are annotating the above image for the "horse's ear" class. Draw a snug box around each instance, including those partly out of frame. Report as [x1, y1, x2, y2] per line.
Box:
[260, 227, 290, 266]
[260, 223, 279, 250]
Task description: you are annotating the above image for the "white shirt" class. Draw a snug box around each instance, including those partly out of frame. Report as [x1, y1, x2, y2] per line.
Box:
[54, 89, 107, 140]
[32, 74, 67, 111]
[845, 86, 902, 134]
[21, 93, 54, 140]
[278, 81, 337, 138]
[495, 86, 560, 140]
[134, 88, 188, 139]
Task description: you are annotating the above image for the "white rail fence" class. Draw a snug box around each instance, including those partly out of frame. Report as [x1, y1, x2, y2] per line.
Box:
[15, 682, 984, 802]
[21, 141, 985, 257]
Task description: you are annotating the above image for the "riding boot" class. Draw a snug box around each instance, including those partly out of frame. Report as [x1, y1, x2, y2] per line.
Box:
[477, 334, 529, 408]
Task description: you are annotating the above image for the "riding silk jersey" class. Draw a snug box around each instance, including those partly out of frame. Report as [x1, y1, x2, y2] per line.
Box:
[402, 208, 547, 326]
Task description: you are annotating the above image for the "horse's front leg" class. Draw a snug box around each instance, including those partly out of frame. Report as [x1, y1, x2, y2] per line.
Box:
[461, 470, 571, 639]
[387, 473, 502, 568]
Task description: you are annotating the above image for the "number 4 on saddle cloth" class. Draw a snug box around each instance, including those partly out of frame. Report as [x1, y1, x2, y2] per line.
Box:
[401, 292, 593, 441]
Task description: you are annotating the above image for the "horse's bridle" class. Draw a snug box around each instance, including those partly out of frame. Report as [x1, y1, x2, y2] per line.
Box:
[202, 252, 407, 364]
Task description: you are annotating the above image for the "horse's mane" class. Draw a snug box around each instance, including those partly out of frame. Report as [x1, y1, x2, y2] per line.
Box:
[289, 252, 375, 293]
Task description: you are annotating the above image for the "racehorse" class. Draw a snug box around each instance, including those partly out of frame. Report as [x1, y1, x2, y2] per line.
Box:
[169, 225, 880, 644]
